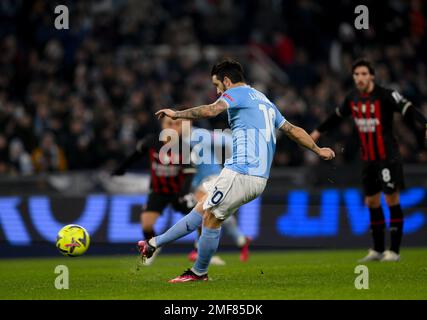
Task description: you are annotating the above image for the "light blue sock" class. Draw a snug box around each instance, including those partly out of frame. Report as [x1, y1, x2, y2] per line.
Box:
[152, 208, 202, 248]
[192, 226, 221, 275]
[223, 216, 246, 247]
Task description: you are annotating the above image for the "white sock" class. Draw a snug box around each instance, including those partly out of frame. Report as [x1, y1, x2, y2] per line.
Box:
[148, 238, 157, 248]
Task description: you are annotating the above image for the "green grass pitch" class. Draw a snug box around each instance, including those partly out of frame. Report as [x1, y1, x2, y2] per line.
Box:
[1, 248, 426, 300]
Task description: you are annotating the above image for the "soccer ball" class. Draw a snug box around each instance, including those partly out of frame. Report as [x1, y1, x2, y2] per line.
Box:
[56, 224, 90, 257]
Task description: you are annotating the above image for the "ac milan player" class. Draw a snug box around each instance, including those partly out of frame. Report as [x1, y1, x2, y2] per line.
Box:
[112, 117, 196, 265]
[311, 59, 427, 262]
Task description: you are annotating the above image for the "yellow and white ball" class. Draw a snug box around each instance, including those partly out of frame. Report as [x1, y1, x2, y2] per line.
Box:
[56, 224, 90, 257]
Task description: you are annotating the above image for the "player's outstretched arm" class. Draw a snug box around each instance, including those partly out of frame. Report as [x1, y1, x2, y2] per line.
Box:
[155, 100, 228, 120]
[280, 121, 335, 160]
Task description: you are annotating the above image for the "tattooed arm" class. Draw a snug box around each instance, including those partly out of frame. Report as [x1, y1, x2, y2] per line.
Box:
[280, 121, 335, 160]
[155, 100, 228, 120]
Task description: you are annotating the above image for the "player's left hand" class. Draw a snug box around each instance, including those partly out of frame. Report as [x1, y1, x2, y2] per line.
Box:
[155, 108, 178, 120]
[317, 147, 335, 160]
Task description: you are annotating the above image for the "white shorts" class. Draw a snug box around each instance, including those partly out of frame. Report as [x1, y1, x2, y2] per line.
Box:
[202, 168, 267, 220]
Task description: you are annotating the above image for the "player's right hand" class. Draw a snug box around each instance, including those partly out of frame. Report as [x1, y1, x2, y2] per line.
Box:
[155, 108, 177, 120]
[317, 147, 335, 160]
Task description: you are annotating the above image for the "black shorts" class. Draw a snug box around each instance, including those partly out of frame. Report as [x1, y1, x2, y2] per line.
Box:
[143, 192, 195, 214]
[361, 161, 405, 196]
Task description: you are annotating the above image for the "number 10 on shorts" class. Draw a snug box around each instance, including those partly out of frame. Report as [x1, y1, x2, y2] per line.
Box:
[211, 187, 224, 204]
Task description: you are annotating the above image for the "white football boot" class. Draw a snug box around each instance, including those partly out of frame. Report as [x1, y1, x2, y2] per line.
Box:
[143, 247, 162, 266]
[380, 250, 400, 262]
[358, 249, 384, 262]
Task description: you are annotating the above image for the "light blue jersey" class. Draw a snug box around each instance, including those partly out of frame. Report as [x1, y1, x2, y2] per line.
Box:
[219, 85, 286, 179]
[190, 127, 233, 189]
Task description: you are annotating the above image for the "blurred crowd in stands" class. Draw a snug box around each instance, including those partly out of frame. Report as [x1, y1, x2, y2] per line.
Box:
[0, 0, 426, 175]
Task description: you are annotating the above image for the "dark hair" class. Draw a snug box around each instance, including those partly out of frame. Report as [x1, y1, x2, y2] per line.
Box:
[211, 59, 245, 83]
[352, 59, 375, 75]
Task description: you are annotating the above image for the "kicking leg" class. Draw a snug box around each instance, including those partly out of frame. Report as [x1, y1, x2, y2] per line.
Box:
[138, 198, 206, 261]
[188, 188, 204, 262]
[152, 203, 203, 248]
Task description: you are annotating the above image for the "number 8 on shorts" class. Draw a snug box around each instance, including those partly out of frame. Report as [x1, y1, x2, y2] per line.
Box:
[381, 168, 391, 182]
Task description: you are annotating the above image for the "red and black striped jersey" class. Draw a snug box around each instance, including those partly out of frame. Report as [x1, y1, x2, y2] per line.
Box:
[137, 134, 196, 195]
[335, 85, 413, 162]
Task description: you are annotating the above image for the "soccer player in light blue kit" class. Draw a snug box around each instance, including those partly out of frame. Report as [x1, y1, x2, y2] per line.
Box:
[139, 59, 335, 282]
[188, 127, 251, 265]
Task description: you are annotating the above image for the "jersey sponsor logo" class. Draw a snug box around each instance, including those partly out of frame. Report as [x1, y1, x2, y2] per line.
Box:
[351, 102, 381, 133]
[354, 118, 380, 132]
